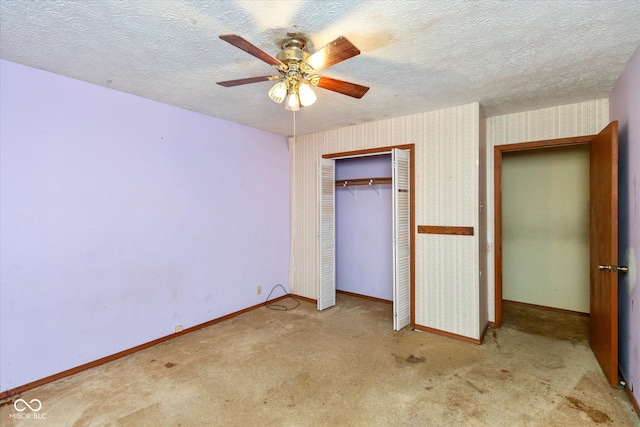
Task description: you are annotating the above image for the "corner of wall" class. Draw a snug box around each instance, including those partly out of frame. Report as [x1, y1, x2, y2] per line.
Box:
[609, 44, 640, 410]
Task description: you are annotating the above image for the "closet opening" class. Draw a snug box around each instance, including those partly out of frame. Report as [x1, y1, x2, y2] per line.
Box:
[500, 145, 590, 342]
[336, 154, 393, 304]
[319, 144, 415, 331]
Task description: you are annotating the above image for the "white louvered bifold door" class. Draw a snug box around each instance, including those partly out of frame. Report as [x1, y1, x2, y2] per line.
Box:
[318, 158, 336, 310]
[392, 149, 411, 330]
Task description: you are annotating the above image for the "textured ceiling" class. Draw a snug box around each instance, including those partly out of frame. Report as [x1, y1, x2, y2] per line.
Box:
[1, 0, 639, 136]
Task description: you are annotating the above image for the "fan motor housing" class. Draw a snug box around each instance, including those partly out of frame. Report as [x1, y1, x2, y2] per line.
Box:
[277, 36, 310, 63]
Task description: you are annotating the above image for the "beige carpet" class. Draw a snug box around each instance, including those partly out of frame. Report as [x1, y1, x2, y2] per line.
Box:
[1, 293, 638, 426]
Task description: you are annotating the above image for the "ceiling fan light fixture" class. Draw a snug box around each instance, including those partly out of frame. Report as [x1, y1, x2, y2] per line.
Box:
[298, 82, 317, 107]
[218, 33, 369, 110]
[268, 81, 287, 103]
[285, 92, 300, 111]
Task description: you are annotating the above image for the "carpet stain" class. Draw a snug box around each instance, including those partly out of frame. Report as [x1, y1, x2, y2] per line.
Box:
[392, 353, 426, 365]
[406, 355, 426, 364]
[491, 329, 502, 349]
[164, 362, 177, 368]
[466, 380, 486, 394]
[565, 396, 612, 424]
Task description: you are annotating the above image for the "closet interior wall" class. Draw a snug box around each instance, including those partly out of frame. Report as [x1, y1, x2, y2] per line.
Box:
[335, 154, 393, 301]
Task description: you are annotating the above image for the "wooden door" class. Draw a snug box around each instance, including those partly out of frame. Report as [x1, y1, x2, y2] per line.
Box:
[589, 121, 619, 388]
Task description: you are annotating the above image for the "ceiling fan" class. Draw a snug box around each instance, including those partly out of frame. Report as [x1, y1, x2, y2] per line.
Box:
[217, 33, 369, 111]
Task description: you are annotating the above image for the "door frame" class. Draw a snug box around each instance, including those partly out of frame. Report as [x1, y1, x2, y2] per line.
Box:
[323, 144, 416, 326]
[493, 135, 592, 327]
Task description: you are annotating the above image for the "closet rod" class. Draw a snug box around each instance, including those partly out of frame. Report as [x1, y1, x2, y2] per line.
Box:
[335, 177, 392, 187]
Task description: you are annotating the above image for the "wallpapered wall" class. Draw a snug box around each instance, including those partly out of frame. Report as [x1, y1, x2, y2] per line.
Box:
[289, 103, 485, 340]
[485, 99, 610, 320]
[290, 99, 610, 340]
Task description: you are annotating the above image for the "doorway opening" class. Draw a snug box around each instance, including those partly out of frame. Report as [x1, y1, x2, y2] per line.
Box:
[494, 121, 620, 387]
[500, 145, 590, 342]
[494, 135, 592, 327]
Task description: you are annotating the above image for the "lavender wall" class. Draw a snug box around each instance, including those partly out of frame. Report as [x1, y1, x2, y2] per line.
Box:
[335, 155, 393, 301]
[610, 47, 640, 405]
[0, 60, 290, 393]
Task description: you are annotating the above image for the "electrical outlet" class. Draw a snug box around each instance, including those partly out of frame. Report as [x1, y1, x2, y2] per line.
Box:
[175, 325, 183, 333]
[257, 286, 262, 296]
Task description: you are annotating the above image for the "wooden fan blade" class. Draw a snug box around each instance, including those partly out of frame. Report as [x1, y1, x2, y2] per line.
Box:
[219, 34, 283, 67]
[217, 76, 278, 87]
[306, 36, 361, 72]
[316, 76, 369, 99]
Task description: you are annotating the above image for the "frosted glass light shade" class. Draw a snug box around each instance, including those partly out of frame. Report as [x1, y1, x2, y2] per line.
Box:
[285, 93, 300, 111]
[298, 82, 317, 107]
[268, 81, 287, 103]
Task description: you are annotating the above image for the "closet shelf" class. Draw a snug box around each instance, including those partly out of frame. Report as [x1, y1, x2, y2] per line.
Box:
[335, 177, 392, 187]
